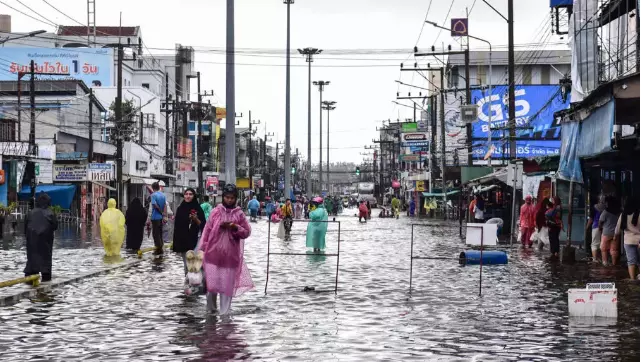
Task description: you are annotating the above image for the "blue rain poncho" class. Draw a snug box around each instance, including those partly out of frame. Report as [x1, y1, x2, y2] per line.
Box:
[305, 205, 328, 250]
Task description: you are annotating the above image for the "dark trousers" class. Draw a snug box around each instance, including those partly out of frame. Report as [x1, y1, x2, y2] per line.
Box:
[549, 226, 561, 254]
[151, 220, 164, 253]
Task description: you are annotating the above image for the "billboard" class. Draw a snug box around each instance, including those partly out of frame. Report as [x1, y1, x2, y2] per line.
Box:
[400, 132, 429, 147]
[0, 47, 114, 87]
[471, 85, 569, 159]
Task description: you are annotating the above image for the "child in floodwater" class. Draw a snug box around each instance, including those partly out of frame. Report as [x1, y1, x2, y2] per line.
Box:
[198, 183, 254, 314]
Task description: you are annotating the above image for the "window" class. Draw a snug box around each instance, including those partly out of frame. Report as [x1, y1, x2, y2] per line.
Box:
[477, 65, 487, 86]
[448, 66, 459, 88]
[541, 65, 550, 84]
[523, 66, 532, 85]
[0, 119, 16, 141]
[142, 83, 150, 89]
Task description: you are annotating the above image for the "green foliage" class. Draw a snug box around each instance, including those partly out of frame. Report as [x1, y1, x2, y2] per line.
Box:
[49, 205, 63, 215]
[0, 202, 16, 214]
[107, 98, 138, 144]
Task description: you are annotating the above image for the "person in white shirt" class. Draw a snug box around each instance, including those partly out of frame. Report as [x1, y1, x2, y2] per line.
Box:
[615, 197, 639, 280]
[473, 194, 485, 223]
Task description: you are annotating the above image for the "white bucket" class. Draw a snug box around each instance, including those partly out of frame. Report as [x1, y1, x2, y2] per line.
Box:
[568, 283, 617, 318]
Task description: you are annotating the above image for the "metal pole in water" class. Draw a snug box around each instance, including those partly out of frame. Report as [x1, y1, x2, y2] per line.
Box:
[409, 224, 414, 293]
[479, 228, 484, 296]
[335, 221, 340, 294]
[265, 219, 271, 294]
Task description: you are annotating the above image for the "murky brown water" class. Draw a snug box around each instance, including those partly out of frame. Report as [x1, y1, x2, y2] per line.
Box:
[0, 212, 639, 361]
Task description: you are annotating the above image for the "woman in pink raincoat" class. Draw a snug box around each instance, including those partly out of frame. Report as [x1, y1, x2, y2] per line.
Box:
[198, 183, 254, 314]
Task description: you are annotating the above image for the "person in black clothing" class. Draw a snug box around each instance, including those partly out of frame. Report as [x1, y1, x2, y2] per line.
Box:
[24, 193, 58, 282]
[125, 197, 147, 250]
[172, 188, 206, 274]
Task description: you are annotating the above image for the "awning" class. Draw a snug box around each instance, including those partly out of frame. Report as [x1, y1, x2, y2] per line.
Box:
[126, 176, 157, 185]
[465, 168, 508, 186]
[18, 184, 76, 209]
[422, 190, 460, 197]
[90, 180, 116, 191]
[151, 173, 176, 179]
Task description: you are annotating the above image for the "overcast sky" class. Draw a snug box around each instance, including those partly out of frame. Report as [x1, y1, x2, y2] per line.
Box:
[4, 0, 565, 163]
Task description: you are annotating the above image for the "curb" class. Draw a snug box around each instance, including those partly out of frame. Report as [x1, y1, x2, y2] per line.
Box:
[0, 258, 144, 307]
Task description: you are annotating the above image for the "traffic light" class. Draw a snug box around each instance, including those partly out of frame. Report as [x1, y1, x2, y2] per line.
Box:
[291, 166, 296, 174]
[355, 167, 360, 176]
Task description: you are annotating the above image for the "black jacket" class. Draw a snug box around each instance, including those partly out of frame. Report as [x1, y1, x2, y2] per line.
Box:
[172, 201, 206, 253]
[24, 194, 58, 275]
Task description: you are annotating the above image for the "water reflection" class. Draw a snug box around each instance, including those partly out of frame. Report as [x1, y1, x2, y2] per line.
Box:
[0, 212, 638, 360]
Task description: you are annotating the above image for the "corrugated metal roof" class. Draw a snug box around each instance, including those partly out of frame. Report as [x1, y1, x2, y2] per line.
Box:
[56, 26, 139, 37]
[447, 50, 571, 66]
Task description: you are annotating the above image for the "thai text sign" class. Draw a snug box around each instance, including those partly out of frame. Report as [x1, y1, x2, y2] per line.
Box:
[53, 164, 87, 181]
[87, 163, 114, 181]
[0, 48, 113, 87]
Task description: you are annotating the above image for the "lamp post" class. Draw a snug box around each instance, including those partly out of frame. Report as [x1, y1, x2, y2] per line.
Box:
[426, 21, 493, 167]
[298, 47, 322, 197]
[321, 100, 336, 192]
[313, 80, 329, 195]
[0, 30, 46, 45]
[225, 0, 237, 185]
[283, 0, 294, 199]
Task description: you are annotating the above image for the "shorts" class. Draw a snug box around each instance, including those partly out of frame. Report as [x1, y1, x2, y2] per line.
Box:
[600, 235, 619, 254]
[591, 228, 602, 251]
[624, 244, 639, 266]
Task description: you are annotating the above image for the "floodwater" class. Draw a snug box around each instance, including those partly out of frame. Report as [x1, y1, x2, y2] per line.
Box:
[0, 211, 638, 361]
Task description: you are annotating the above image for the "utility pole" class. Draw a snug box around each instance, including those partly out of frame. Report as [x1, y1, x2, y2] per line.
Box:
[248, 111, 260, 195]
[322, 100, 336, 192]
[116, 44, 124, 205]
[298, 47, 322, 197]
[283, 0, 294, 199]
[225, 0, 237, 185]
[88, 88, 94, 162]
[196, 72, 202, 196]
[29, 60, 35, 156]
[439, 67, 447, 220]
[313, 80, 329, 194]
[507, 0, 516, 159]
[464, 48, 472, 165]
[164, 72, 171, 175]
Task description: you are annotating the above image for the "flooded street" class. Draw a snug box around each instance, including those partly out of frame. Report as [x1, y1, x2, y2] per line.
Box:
[0, 211, 639, 361]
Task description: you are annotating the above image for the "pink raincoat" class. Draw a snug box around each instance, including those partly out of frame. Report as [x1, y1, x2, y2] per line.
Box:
[198, 204, 254, 297]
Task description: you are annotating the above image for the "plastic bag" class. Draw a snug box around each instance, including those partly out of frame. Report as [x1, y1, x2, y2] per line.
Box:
[277, 221, 286, 239]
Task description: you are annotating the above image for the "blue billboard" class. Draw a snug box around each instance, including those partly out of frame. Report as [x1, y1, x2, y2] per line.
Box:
[0, 47, 113, 87]
[471, 85, 569, 159]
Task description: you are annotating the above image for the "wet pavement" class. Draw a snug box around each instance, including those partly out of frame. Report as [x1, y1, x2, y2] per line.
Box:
[0, 211, 639, 361]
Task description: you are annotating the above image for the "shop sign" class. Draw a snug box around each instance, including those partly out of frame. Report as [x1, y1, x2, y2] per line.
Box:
[36, 160, 53, 184]
[56, 152, 88, 160]
[87, 163, 114, 181]
[416, 180, 425, 192]
[401, 132, 430, 147]
[53, 164, 87, 181]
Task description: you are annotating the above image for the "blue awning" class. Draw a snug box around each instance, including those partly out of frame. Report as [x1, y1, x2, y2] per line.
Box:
[18, 184, 76, 209]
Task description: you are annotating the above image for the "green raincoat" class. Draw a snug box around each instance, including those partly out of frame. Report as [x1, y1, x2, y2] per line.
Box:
[306, 205, 328, 250]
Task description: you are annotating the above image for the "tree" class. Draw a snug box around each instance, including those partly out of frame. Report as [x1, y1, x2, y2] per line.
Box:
[107, 98, 137, 145]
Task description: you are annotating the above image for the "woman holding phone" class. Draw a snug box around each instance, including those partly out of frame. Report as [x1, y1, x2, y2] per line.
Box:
[198, 184, 254, 314]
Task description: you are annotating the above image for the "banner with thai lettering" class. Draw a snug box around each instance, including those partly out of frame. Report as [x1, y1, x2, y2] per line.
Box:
[0, 47, 113, 87]
[470, 85, 569, 159]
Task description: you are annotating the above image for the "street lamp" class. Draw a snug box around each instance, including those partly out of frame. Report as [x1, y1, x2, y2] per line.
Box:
[0, 30, 47, 45]
[321, 100, 336, 192]
[298, 47, 322, 197]
[313, 80, 329, 194]
[283, 0, 295, 199]
[426, 20, 493, 167]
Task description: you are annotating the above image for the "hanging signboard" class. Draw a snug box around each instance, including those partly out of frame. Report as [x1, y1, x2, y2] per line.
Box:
[206, 176, 219, 196]
[53, 164, 87, 182]
[401, 132, 430, 147]
[87, 163, 114, 182]
[36, 160, 53, 184]
[401, 122, 418, 132]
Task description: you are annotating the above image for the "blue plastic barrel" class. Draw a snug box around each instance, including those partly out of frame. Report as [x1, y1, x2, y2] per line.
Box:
[458, 250, 508, 265]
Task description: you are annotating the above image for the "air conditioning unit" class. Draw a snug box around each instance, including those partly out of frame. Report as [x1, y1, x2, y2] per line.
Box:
[460, 105, 478, 123]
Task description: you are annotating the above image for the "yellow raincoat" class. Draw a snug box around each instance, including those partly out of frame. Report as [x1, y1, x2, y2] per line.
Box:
[100, 198, 125, 256]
